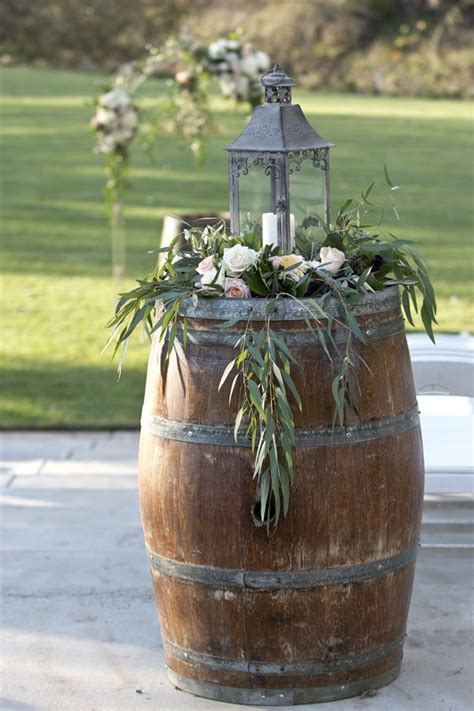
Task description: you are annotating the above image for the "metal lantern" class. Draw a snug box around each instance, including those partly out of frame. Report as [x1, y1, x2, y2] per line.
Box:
[227, 64, 333, 252]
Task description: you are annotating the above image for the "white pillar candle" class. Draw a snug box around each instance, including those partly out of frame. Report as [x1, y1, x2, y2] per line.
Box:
[290, 213, 295, 246]
[262, 212, 278, 248]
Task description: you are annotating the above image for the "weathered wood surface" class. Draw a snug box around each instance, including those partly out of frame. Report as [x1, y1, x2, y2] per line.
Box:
[138, 287, 424, 705]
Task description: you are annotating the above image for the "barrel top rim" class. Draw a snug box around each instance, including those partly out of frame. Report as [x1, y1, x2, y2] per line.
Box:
[179, 285, 400, 321]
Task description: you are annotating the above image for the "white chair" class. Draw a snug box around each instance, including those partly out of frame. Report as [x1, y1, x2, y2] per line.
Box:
[407, 333, 474, 495]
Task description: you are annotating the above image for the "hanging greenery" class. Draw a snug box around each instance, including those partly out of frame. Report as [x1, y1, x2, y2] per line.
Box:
[105, 174, 437, 530]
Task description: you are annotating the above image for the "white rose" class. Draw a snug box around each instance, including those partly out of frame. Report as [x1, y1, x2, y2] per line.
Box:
[208, 39, 227, 60]
[219, 75, 235, 96]
[318, 246, 346, 275]
[196, 255, 214, 275]
[225, 52, 240, 73]
[200, 266, 225, 288]
[234, 75, 250, 99]
[254, 51, 271, 72]
[120, 108, 138, 129]
[111, 128, 134, 145]
[96, 134, 116, 154]
[240, 55, 258, 76]
[100, 89, 132, 110]
[93, 107, 117, 127]
[222, 244, 258, 275]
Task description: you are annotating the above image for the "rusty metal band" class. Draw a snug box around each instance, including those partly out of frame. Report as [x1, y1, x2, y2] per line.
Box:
[148, 545, 417, 589]
[166, 663, 401, 705]
[178, 286, 400, 322]
[177, 313, 404, 348]
[163, 636, 404, 676]
[141, 405, 419, 448]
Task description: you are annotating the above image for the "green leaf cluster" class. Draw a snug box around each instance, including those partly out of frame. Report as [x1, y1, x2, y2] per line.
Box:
[219, 305, 301, 531]
[105, 170, 438, 531]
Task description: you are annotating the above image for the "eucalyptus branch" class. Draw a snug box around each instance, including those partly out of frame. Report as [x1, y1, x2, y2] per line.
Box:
[219, 303, 301, 531]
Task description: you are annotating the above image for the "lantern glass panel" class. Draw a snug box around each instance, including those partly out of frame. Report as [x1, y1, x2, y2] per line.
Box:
[237, 164, 270, 234]
[290, 159, 327, 230]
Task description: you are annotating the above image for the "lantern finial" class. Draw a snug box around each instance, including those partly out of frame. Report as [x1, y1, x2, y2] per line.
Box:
[261, 64, 296, 104]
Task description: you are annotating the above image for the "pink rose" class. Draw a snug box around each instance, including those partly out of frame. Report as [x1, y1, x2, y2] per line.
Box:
[224, 278, 251, 299]
[270, 256, 282, 271]
[196, 255, 214, 275]
[176, 69, 192, 86]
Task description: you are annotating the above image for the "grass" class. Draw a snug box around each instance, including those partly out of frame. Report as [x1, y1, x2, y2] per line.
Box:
[1, 66, 473, 428]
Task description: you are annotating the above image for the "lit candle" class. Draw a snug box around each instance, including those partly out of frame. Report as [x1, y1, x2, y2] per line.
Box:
[262, 212, 278, 248]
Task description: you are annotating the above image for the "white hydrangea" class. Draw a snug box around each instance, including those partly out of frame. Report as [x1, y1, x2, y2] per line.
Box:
[92, 88, 138, 154]
[207, 38, 271, 104]
[100, 89, 133, 111]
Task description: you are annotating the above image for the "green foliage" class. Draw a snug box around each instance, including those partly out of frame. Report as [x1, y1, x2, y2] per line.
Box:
[0, 0, 187, 67]
[186, 0, 473, 98]
[106, 235, 197, 374]
[219, 307, 300, 530]
[106, 177, 438, 529]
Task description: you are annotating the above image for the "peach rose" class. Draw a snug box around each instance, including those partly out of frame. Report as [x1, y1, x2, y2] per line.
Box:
[278, 254, 309, 282]
[224, 278, 251, 299]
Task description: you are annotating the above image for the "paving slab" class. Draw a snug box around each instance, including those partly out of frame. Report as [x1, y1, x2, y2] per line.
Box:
[0, 459, 45, 477]
[0, 432, 101, 460]
[40, 459, 137, 476]
[1, 432, 473, 711]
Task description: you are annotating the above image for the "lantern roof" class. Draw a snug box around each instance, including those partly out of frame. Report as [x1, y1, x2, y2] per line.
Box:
[227, 64, 333, 154]
[261, 64, 296, 90]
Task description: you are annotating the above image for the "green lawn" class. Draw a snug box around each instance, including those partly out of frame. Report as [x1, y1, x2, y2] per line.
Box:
[1, 67, 473, 428]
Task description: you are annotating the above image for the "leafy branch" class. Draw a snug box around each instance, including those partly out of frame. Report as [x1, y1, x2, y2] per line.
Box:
[219, 303, 301, 531]
[217, 286, 370, 531]
[104, 236, 197, 374]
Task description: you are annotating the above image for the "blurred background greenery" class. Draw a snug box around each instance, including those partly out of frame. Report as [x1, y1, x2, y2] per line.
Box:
[1, 0, 472, 97]
[0, 1, 473, 428]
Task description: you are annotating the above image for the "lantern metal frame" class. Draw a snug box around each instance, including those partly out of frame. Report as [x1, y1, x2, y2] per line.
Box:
[227, 65, 334, 251]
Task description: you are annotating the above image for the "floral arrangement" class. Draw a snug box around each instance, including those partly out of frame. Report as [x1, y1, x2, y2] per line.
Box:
[91, 34, 271, 189]
[90, 88, 139, 156]
[107, 177, 437, 530]
[207, 37, 271, 108]
[91, 34, 271, 281]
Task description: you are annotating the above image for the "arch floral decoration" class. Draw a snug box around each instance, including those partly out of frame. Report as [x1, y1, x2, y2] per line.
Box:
[90, 35, 271, 283]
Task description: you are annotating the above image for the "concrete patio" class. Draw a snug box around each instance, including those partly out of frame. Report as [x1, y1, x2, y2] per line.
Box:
[1, 431, 473, 711]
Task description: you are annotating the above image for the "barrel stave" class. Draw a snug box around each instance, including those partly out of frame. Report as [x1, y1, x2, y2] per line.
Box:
[139, 431, 423, 570]
[151, 564, 414, 659]
[143, 317, 417, 429]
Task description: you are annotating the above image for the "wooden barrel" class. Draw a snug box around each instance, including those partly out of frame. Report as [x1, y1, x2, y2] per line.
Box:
[138, 286, 424, 705]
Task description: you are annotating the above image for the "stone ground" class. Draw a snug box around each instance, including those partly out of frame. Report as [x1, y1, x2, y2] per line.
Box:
[1, 431, 473, 711]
